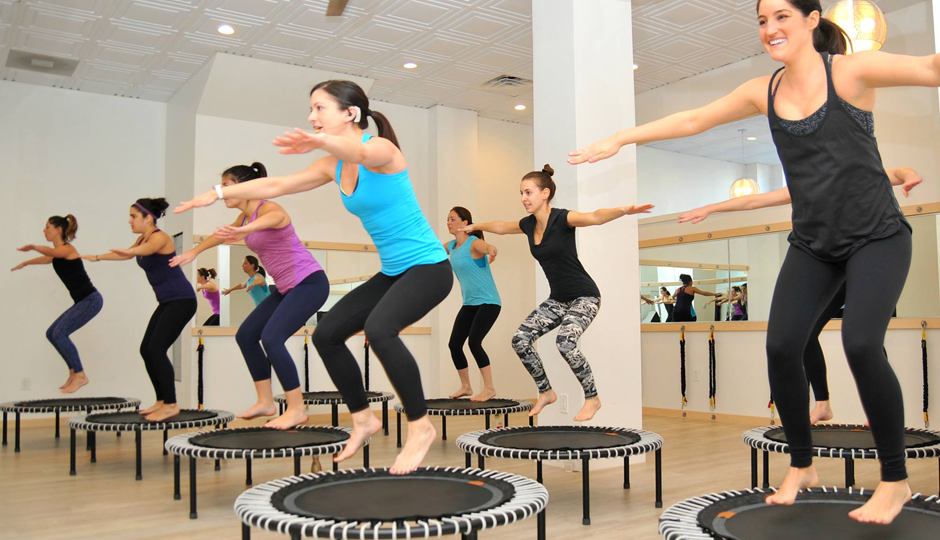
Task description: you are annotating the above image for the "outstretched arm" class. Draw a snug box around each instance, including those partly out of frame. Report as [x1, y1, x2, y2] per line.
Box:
[678, 188, 791, 224]
[470, 238, 499, 263]
[18, 244, 75, 258]
[886, 167, 922, 198]
[214, 203, 289, 242]
[274, 129, 403, 169]
[11, 256, 52, 271]
[567, 204, 654, 227]
[461, 221, 523, 236]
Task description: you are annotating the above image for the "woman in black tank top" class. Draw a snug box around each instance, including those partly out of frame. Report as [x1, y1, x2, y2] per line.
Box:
[569, 0, 940, 524]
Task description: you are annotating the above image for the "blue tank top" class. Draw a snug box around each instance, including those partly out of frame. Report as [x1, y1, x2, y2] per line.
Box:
[135, 230, 195, 303]
[448, 239, 501, 306]
[335, 134, 447, 276]
[246, 275, 270, 306]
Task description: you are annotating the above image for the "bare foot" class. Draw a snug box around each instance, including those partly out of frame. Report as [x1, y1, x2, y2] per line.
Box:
[810, 401, 833, 424]
[237, 402, 278, 420]
[61, 372, 88, 394]
[140, 401, 163, 415]
[471, 387, 497, 402]
[391, 417, 436, 475]
[849, 480, 911, 524]
[449, 386, 472, 399]
[145, 403, 181, 422]
[574, 396, 601, 421]
[334, 411, 381, 464]
[60, 371, 75, 389]
[264, 408, 308, 430]
[529, 390, 557, 417]
[310, 456, 322, 474]
[765, 466, 818, 505]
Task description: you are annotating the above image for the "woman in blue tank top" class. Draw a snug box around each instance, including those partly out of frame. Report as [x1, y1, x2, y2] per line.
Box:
[177, 80, 451, 475]
[444, 206, 501, 402]
[84, 198, 196, 422]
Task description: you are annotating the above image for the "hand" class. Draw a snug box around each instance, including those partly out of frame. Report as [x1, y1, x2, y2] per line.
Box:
[678, 206, 711, 224]
[175, 189, 219, 214]
[81, 254, 99, 262]
[624, 203, 654, 215]
[901, 171, 923, 198]
[111, 248, 134, 257]
[245, 283, 254, 292]
[168, 250, 196, 268]
[214, 224, 251, 242]
[273, 128, 328, 155]
[458, 224, 478, 234]
[221, 288, 232, 296]
[487, 246, 497, 264]
[644, 298, 654, 305]
[16, 244, 35, 252]
[11, 262, 25, 271]
[567, 134, 623, 165]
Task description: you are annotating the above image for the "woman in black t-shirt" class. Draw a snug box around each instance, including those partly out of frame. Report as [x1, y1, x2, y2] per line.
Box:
[462, 165, 651, 421]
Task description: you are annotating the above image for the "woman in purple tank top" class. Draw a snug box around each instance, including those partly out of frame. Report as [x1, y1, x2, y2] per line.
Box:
[196, 267, 220, 326]
[84, 198, 196, 422]
[171, 163, 329, 430]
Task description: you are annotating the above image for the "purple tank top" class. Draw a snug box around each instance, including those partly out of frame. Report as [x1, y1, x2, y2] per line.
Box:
[202, 288, 220, 314]
[135, 230, 196, 303]
[242, 201, 323, 293]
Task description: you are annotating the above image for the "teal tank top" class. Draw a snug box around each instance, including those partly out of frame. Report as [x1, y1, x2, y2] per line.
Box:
[448, 239, 501, 306]
[336, 134, 447, 276]
[246, 275, 270, 306]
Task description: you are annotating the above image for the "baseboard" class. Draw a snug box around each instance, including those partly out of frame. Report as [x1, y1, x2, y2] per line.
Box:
[643, 406, 776, 426]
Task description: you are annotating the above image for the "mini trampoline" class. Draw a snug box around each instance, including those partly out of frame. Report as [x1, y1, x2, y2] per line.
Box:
[659, 487, 940, 540]
[1, 396, 140, 453]
[394, 398, 534, 447]
[68, 408, 234, 480]
[743, 424, 940, 491]
[165, 426, 365, 519]
[235, 467, 548, 540]
[275, 391, 394, 436]
[457, 425, 663, 539]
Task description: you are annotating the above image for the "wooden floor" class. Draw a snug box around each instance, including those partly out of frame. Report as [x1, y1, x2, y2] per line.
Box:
[2, 410, 939, 540]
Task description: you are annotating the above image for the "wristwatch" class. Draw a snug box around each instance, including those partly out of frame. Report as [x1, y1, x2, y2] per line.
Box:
[214, 184, 224, 200]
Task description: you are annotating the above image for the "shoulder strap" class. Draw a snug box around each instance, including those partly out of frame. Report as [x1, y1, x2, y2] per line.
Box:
[822, 52, 837, 104]
[245, 200, 266, 224]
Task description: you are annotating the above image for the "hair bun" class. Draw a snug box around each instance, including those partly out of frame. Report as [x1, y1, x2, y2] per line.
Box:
[541, 164, 554, 177]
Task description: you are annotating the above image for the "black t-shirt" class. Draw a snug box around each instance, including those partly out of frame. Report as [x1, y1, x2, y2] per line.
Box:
[519, 208, 600, 302]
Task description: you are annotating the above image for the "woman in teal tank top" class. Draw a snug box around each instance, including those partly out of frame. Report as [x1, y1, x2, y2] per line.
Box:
[177, 79, 452, 476]
[222, 255, 271, 307]
[444, 206, 501, 402]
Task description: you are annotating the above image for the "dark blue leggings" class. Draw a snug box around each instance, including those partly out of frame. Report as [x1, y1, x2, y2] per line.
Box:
[47, 291, 103, 373]
[236, 271, 329, 392]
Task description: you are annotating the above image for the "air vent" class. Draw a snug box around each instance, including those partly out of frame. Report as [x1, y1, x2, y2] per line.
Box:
[5, 50, 79, 77]
[478, 74, 532, 97]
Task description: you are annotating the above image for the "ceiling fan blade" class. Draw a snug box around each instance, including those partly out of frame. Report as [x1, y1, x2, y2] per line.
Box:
[326, 0, 350, 16]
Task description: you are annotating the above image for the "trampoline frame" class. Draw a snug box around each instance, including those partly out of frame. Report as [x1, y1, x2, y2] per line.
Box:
[275, 391, 394, 436]
[394, 398, 534, 448]
[234, 466, 548, 540]
[1, 397, 141, 453]
[165, 426, 366, 519]
[743, 424, 940, 491]
[67, 409, 234, 481]
[457, 425, 664, 540]
[658, 486, 940, 540]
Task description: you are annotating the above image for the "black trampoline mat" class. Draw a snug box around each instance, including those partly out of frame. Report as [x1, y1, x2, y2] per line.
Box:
[479, 426, 640, 451]
[273, 469, 514, 522]
[86, 410, 217, 425]
[426, 398, 520, 411]
[764, 426, 940, 450]
[716, 501, 940, 540]
[14, 397, 128, 408]
[300, 391, 386, 401]
[190, 428, 348, 450]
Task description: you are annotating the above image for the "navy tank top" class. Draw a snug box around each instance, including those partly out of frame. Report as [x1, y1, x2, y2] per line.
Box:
[135, 230, 195, 303]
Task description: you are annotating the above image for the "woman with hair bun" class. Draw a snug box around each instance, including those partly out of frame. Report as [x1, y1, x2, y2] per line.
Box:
[196, 267, 220, 326]
[13, 214, 103, 393]
[84, 198, 196, 422]
[462, 165, 652, 422]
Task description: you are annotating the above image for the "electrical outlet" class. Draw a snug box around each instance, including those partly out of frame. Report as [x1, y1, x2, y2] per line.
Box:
[21, 378, 30, 391]
[693, 369, 700, 382]
[559, 394, 569, 414]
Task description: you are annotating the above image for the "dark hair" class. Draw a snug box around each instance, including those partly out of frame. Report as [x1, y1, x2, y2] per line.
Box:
[223, 162, 267, 183]
[660, 286, 670, 296]
[48, 214, 78, 242]
[133, 198, 169, 224]
[522, 164, 557, 202]
[679, 273, 692, 285]
[450, 206, 483, 240]
[732, 286, 742, 293]
[245, 255, 266, 278]
[197, 267, 217, 280]
[756, 0, 852, 54]
[310, 80, 400, 150]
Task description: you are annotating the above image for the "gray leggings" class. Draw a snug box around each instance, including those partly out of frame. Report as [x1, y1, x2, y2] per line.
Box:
[46, 291, 103, 373]
[511, 296, 600, 399]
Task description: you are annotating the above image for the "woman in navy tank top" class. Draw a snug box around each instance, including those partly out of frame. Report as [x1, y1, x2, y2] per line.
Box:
[571, 0, 940, 523]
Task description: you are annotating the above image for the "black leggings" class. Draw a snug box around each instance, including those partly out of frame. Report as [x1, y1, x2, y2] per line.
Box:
[801, 285, 846, 402]
[312, 261, 453, 421]
[766, 228, 911, 481]
[203, 314, 220, 326]
[140, 297, 197, 405]
[449, 304, 501, 370]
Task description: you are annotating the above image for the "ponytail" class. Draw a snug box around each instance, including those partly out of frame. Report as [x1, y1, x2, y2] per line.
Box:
[223, 162, 267, 183]
[198, 267, 217, 280]
[756, 1, 852, 55]
[310, 80, 401, 150]
[133, 198, 169, 224]
[48, 214, 78, 242]
[245, 255, 266, 278]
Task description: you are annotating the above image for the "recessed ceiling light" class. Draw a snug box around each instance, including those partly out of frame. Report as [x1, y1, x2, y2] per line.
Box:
[403, 62, 418, 69]
[746, 136, 757, 141]
[633, 64, 639, 70]
[514, 104, 527, 111]
[217, 24, 235, 35]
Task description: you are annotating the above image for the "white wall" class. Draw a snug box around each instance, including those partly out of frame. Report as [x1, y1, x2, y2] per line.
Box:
[637, 147, 746, 215]
[1, 81, 167, 404]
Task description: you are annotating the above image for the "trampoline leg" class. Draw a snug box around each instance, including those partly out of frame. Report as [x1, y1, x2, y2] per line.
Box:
[536, 460, 546, 540]
[55, 410, 60, 438]
[623, 455, 630, 489]
[86, 429, 92, 451]
[364, 444, 370, 469]
[242, 523, 251, 540]
[751, 448, 758, 489]
[655, 448, 663, 508]
[762, 450, 770, 489]
[529, 415, 534, 427]
[2, 412, 6, 446]
[383, 402, 389, 436]
[461, 532, 477, 540]
[332, 405, 338, 427]
[215, 458, 221, 471]
[465, 452, 471, 469]
[69, 428, 76, 476]
[478, 455, 485, 469]
[291, 532, 301, 540]
[485, 413, 490, 430]
[506, 414, 509, 428]
[537, 460, 543, 483]
[396, 412, 402, 448]
[294, 455, 301, 476]
[135, 430, 142, 481]
[582, 457, 591, 525]
[442, 415, 447, 441]
[90, 431, 96, 463]
[163, 430, 168, 456]
[845, 458, 855, 488]
[332, 457, 338, 472]
[15, 412, 20, 453]
[174, 455, 181, 500]
[189, 456, 197, 519]
[246, 457, 252, 485]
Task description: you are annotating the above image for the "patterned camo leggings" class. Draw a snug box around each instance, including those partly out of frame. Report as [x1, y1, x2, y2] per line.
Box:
[511, 296, 600, 398]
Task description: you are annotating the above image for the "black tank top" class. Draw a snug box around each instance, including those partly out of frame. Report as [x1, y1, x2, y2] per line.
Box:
[768, 52, 909, 262]
[52, 257, 97, 303]
[673, 286, 693, 316]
